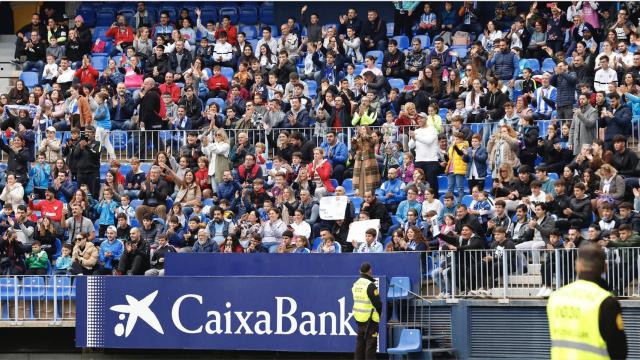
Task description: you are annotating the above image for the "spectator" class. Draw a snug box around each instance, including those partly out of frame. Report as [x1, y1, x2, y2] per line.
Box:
[530, 72, 557, 120]
[260, 208, 287, 252]
[602, 94, 632, 150]
[352, 228, 383, 253]
[134, 2, 152, 29]
[61, 203, 95, 244]
[0, 134, 30, 185]
[20, 31, 47, 74]
[135, 165, 169, 224]
[68, 232, 98, 275]
[152, 11, 175, 38]
[105, 14, 135, 58]
[516, 202, 555, 273]
[95, 226, 124, 275]
[307, 147, 335, 198]
[0, 229, 25, 275]
[300, 6, 322, 44]
[255, 26, 278, 57]
[361, 9, 387, 52]
[211, 31, 234, 68]
[145, 234, 176, 276]
[409, 112, 440, 195]
[568, 93, 598, 155]
[118, 227, 151, 274]
[486, 39, 519, 88]
[382, 39, 405, 79]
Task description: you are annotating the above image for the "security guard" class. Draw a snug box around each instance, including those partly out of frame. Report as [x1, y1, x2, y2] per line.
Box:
[547, 243, 627, 359]
[352, 262, 382, 360]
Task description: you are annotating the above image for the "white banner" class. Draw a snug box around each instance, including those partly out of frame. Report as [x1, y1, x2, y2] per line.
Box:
[319, 196, 348, 220]
[347, 219, 380, 244]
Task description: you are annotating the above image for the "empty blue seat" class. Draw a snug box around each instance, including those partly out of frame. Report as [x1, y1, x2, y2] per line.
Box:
[238, 6, 258, 24]
[548, 172, 559, 180]
[388, 78, 405, 90]
[451, 46, 468, 58]
[259, 6, 274, 24]
[91, 56, 108, 71]
[542, 58, 556, 74]
[413, 34, 430, 48]
[219, 7, 238, 24]
[200, 8, 218, 23]
[334, 242, 342, 253]
[461, 195, 473, 207]
[130, 199, 143, 209]
[221, 67, 234, 81]
[330, 179, 339, 190]
[386, 22, 394, 37]
[387, 277, 411, 300]
[437, 175, 448, 195]
[351, 196, 364, 215]
[0, 277, 18, 320]
[203, 198, 215, 207]
[19, 72, 39, 89]
[527, 58, 541, 73]
[392, 35, 410, 50]
[247, 39, 259, 51]
[92, 26, 110, 41]
[342, 178, 355, 196]
[96, 9, 116, 27]
[387, 329, 422, 355]
[140, 163, 152, 174]
[100, 163, 111, 181]
[438, 108, 448, 119]
[304, 80, 317, 94]
[239, 25, 257, 39]
[45, 276, 74, 300]
[484, 175, 493, 191]
[119, 163, 133, 178]
[312, 237, 322, 251]
[111, 130, 127, 151]
[52, 238, 62, 261]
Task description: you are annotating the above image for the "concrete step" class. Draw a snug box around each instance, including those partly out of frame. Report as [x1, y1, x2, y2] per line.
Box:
[0, 46, 16, 59]
[0, 63, 22, 79]
[507, 274, 542, 285]
[0, 35, 17, 42]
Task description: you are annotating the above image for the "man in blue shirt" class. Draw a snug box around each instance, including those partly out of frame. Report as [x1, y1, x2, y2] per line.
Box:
[375, 167, 405, 213]
[320, 130, 348, 183]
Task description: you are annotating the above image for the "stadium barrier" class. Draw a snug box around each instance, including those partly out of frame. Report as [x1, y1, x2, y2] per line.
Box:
[0, 119, 583, 163]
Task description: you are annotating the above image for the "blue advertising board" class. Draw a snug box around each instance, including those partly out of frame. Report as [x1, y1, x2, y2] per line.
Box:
[76, 276, 387, 352]
[164, 253, 422, 293]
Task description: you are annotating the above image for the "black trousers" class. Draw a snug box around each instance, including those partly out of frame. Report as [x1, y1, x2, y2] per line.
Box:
[118, 253, 148, 275]
[77, 171, 100, 199]
[355, 320, 378, 360]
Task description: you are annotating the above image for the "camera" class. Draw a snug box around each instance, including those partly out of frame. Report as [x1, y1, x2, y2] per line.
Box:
[251, 114, 265, 128]
[80, 132, 89, 141]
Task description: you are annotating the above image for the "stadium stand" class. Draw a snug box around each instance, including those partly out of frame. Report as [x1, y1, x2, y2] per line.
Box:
[1, 2, 640, 315]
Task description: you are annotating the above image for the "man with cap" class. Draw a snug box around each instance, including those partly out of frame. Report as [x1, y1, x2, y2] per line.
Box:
[352, 262, 382, 360]
[28, 186, 65, 222]
[73, 125, 101, 198]
[547, 243, 627, 359]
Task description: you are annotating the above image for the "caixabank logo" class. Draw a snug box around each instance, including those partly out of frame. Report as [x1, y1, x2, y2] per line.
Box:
[78, 276, 387, 352]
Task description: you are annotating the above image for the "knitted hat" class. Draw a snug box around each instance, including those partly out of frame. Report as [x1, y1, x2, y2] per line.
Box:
[74, 15, 84, 23]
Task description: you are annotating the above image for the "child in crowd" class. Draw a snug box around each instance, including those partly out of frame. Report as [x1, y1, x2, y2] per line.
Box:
[54, 244, 73, 275]
[95, 188, 118, 237]
[293, 235, 310, 253]
[25, 240, 49, 275]
[115, 194, 135, 224]
[42, 54, 59, 88]
[255, 142, 268, 173]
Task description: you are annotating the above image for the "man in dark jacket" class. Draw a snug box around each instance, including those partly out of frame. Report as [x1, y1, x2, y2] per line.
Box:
[135, 165, 170, 224]
[145, 45, 169, 82]
[13, 13, 47, 62]
[361, 9, 387, 52]
[401, 79, 430, 113]
[551, 62, 578, 120]
[61, 128, 81, 180]
[361, 190, 392, 235]
[289, 131, 314, 163]
[0, 134, 30, 186]
[337, 8, 364, 37]
[109, 82, 136, 130]
[145, 234, 176, 276]
[382, 39, 405, 79]
[403, 38, 427, 82]
[486, 39, 519, 87]
[167, 40, 192, 81]
[426, 38, 453, 68]
[516, 203, 556, 274]
[118, 227, 151, 275]
[481, 78, 508, 121]
[21, 31, 47, 74]
[73, 126, 101, 199]
[273, 51, 297, 86]
[602, 93, 632, 150]
[178, 86, 203, 123]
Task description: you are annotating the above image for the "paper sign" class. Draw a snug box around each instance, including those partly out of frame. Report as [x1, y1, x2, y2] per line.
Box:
[319, 195, 348, 220]
[347, 219, 380, 244]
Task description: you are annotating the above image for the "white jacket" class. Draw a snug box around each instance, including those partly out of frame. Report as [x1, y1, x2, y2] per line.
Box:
[408, 126, 439, 162]
[202, 138, 230, 176]
[0, 183, 25, 211]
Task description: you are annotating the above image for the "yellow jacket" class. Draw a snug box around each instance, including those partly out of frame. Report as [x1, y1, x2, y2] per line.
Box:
[446, 142, 468, 175]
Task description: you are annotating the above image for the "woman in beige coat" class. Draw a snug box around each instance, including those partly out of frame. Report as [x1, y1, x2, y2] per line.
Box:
[487, 124, 521, 178]
[39, 127, 62, 165]
[201, 128, 230, 193]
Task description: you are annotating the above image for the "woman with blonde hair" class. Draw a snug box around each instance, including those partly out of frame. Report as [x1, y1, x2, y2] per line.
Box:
[487, 125, 521, 177]
[307, 147, 335, 198]
[595, 164, 625, 209]
[201, 128, 230, 193]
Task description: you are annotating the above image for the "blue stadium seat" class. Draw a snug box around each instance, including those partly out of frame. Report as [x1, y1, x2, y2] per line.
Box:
[91, 56, 108, 71]
[461, 195, 473, 207]
[52, 238, 62, 261]
[238, 6, 258, 24]
[304, 80, 317, 94]
[45, 276, 74, 300]
[354, 64, 364, 73]
[548, 172, 559, 180]
[392, 36, 410, 50]
[312, 237, 322, 251]
[19, 277, 46, 319]
[451, 46, 467, 58]
[100, 163, 111, 182]
[92, 26, 110, 42]
[200, 8, 219, 24]
[334, 242, 342, 253]
[527, 58, 541, 73]
[365, 51, 384, 65]
[388, 78, 405, 90]
[259, 6, 275, 24]
[220, 67, 234, 81]
[565, 57, 573, 65]
[542, 58, 556, 74]
[387, 276, 411, 300]
[484, 175, 493, 191]
[119, 163, 132, 178]
[140, 163, 152, 174]
[330, 179, 339, 190]
[438, 108, 448, 119]
[413, 35, 430, 49]
[387, 329, 422, 355]
[386, 22, 394, 37]
[96, 9, 116, 27]
[239, 25, 257, 39]
[469, 123, 483, 135]
[0, 277, 17, 319]
[219, 7, 239, 24]
[110, 130, 127, 151]
[351, 197, 363, 215]
[247, 39, 259, 51]
[19, 72, 39, 89]
[437, 176, 447, 195]
[342, 178, 355, 196]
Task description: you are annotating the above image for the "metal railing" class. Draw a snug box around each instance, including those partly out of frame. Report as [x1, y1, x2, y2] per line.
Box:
[7, 119, 583, 163]
[0, 275, 76, 326]
[420, 248, 640, 301]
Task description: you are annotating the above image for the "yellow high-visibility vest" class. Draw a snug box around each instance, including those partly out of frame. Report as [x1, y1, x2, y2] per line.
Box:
[547, 280, 612, 360]
[352, 277, 379, 323]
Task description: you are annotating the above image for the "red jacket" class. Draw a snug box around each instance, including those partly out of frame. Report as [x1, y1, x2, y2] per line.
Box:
[215, 25, 238, 46]
[159, 82, 182, 103]
[105, 26, 135, 45]
[195, 167, 211, 191]
[307, 160, 335, 193]
[29, 199, 64, 222]
[207, 74, 230, 91]
[74, 66, 99, 88]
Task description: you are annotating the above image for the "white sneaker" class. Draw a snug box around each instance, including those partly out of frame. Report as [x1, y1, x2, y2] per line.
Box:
[476, 289, 490, 297]
[536, 286, 548, 297]
[542, 287, 553, 297]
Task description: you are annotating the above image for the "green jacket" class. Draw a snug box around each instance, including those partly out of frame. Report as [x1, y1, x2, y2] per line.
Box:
[25, 250, 49, 269]
[608, 233, 640, 248]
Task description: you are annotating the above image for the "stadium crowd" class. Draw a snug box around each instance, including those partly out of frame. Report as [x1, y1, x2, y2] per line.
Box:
[0, 2, 639, 296]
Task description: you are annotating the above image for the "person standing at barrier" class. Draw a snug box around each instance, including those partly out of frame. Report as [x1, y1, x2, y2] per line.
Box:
[352, 262, 382, 360]
[73, 125, 101, 199]
[547, 243, 627, 359]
